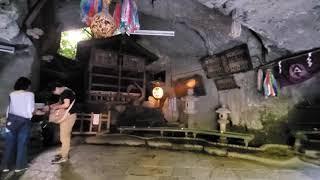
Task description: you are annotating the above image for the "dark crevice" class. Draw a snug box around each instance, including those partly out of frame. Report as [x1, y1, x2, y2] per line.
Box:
[177, 21, 210, 56]
[248, 28, 268, 65]
[151, 0, 157, 8]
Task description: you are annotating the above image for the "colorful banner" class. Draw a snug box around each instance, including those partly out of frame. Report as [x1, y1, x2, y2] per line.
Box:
[273, 49, 320, 86]
[120, 0, 140, 33]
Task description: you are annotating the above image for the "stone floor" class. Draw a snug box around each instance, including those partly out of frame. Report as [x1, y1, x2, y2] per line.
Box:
[3, 145, 320, 180]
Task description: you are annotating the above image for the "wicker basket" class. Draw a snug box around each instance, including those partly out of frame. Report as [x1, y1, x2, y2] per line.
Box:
[90, 0, 116, 38]
[90, 13, 117, 38]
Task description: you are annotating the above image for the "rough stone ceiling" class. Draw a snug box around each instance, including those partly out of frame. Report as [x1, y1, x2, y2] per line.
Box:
[197, 0, 320, 52]
[55, 0, 251, 59]
[137, 0, 320, 65]
[137, 0, 248, 56]
[52, 0, 320, 68]
[1, 0, 320, 63]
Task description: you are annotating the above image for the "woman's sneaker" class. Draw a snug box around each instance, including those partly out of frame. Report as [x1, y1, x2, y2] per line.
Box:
[53, 154, 62, 161]
[2, 169, 9, 173]
[14, 168, 28, 173]
[51, 157, 68, 164]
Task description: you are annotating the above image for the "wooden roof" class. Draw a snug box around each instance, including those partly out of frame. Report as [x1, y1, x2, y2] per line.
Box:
[77, 34, 158, 64]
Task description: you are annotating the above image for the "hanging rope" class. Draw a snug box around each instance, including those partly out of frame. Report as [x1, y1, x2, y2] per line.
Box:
[229, 10, 242, 38]
[90, 0, 117, 38]
[257, 69, 263, 91]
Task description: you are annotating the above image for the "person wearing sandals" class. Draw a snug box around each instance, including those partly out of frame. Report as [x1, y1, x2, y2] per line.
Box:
[48, 82, 76, 164]
[1, 77, 35, 173]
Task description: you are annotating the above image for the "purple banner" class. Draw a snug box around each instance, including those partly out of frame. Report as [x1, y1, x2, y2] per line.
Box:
[273, 49, 320, 86]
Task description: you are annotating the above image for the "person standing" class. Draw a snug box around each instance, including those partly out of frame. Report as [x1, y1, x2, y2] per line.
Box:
[1, 77, 34, 173]
[48, 82, 76, 164]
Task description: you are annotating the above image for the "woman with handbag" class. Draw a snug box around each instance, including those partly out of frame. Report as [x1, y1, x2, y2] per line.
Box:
[48, 82, 76, 164]
[1, 77, 34, 173]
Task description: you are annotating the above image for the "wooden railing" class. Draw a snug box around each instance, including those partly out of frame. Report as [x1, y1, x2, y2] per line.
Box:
[72, 112, 111, 135]
[294, 130, 320, 151]
[119, 126, 255, 147]
[87, 91, 140, 104]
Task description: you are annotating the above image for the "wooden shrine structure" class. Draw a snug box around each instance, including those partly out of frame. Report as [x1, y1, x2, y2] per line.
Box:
[74, 35, 158, 134]
[78, 35, 158, 105]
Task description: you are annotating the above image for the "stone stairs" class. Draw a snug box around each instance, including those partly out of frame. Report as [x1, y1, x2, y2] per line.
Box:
[295, 131, 320, 165]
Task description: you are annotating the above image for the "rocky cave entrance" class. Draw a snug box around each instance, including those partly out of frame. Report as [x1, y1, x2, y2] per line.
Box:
[0, 0, 320, 161]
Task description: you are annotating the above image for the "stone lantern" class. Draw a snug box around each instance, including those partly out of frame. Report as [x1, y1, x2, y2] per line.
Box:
[183, 89, 198, 115]
[182, 88, 199, 128]
[216, 105, 231, 133]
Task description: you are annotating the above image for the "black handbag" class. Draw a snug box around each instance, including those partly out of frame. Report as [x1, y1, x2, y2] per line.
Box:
[6, 113, 27, 132]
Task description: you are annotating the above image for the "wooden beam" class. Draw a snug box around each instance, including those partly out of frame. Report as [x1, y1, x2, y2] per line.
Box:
[25, 0, 48, 29]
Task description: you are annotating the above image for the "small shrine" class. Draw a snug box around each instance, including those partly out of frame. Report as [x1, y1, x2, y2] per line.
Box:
[77, 34, 157, 105]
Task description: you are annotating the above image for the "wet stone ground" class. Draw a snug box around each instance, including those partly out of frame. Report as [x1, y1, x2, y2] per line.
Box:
[3, 144, 320, 180]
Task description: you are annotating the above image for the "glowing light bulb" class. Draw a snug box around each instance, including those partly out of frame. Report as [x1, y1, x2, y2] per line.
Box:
[186, 79, 196, 88]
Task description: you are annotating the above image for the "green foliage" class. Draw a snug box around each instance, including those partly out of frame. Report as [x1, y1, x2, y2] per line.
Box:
[230, 111, 290, 146]
[0, 116, 5, 126]
[256, 147, 295, 160]
[58, 27, 92, 60]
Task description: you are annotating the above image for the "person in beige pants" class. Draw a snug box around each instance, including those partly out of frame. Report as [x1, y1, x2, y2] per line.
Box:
[49, 82, 77, 164]
[58, 113, 76, 160]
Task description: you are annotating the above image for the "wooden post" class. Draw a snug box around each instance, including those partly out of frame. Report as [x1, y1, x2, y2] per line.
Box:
[107, 110, 111, 131]
[98, 113, 103, 134]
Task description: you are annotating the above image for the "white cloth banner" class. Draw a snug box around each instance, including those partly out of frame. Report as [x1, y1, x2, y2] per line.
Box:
[92, 114, 100, 125]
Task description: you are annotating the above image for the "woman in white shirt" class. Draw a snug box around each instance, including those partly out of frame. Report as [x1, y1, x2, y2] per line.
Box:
[1, 77, 34, 173]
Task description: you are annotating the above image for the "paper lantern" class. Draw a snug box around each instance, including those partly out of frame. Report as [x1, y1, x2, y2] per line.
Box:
[152, 87, 164, 99]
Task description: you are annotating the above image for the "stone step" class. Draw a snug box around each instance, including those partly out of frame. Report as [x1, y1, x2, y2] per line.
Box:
[302, 141, 320, 150]
[309, 139, 320, 143]
[305, 149, 320, 159]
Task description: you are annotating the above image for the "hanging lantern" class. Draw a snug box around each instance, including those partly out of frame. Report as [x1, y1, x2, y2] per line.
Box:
[90, 0, 116, 38]
[152, 87, 164, 99]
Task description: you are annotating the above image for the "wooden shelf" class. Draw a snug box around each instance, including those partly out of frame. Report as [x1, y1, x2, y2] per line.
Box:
[121, 77, 143, 81]
[91, 84, 134, 90]
[88, 90, 140, 96]
[91, 73, 143, 82]
[91, 64, 119, 69]
[91, 83, 119, 88]
[87, 48, 147, 99]
[91, 73, 118, 79]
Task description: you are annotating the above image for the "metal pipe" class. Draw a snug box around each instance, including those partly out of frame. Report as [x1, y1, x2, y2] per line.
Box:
[0, 44, 15, 54]
[129, 30, 175, 37]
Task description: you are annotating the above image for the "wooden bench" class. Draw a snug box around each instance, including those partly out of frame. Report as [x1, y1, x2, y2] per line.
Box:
[119, 126, 254, 147]
[72, 112, 111, 135]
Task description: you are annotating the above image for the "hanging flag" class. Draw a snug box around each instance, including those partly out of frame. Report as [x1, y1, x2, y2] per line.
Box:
[263, 69, 279, 97]
[120, 0, 140, 33]
[273, 49, 320, 86]
[80, 0, 103, 26]
[113, 1, 122, 30]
